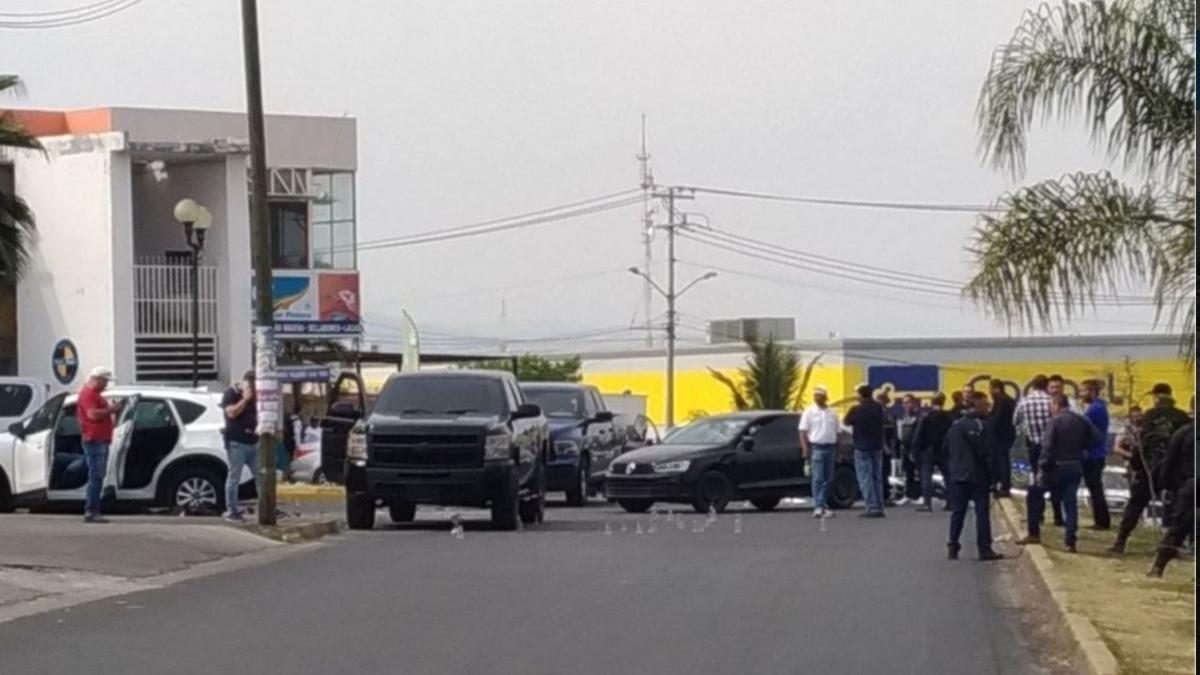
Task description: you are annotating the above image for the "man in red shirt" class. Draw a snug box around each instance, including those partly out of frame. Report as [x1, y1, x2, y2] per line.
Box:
[77, 366, 120, 523]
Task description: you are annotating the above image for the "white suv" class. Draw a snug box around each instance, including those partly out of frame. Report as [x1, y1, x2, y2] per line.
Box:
[0, 386, 253, 514]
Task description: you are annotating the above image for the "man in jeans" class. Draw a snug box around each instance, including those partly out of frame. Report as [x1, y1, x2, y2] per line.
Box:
[1015, 374, 1060, 525]
[76, 366, 120, 523]
[1018, 394, 1103, 553]
[222, 370, 259, 522]
[1079, 379, 1111, 530]
[844, 385, 886, 518]
[799, 386, 840, 519]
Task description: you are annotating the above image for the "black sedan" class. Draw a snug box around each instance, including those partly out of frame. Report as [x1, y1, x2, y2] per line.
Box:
[604, 411, 857, 514]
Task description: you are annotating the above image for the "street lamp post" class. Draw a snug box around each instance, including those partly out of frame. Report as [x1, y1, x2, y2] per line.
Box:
[173, 198, 213, 388]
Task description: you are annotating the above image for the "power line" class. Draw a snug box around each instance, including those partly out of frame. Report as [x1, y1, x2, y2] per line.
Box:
[0, 0, 145, 28]
[399, 267, 626, 302]
[684, 185, 1004, 213]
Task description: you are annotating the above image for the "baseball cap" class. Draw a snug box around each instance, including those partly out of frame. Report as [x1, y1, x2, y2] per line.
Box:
[89, 366, 113, 380]
[813, 386, 828, 396]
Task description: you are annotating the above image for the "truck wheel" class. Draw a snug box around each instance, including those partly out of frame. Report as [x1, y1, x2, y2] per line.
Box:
[565, 458, 588, 507]
[388, 499, 416, 523]
[519, 462, 546, 525]
[618, 498, 653, 514]
[491, 473, 520, 531]
[750, 496, 781, 511]
[827, 464, 859, 510]
[346, 493, 376, 530]
[691, 470, 733, 514]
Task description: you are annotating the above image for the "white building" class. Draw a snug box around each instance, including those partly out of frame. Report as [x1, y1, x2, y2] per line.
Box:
[0, 106, 359, 391]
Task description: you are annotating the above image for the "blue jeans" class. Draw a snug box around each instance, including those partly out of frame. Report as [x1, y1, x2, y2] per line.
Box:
[810, 444, 836, 510]
[854, 448, 884, 513]
[1028, 462, 1083, 546]
[226, 441, 259, 515]
[82, 440, 109, 517]
[948, 481, 993, 554]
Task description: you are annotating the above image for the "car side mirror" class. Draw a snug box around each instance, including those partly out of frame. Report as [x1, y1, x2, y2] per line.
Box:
[644, 438, 655, 446]
[594, 411, 615, 423]
[513, 403, 542, 420]
[8, 421, 25, 439]
[740, 438, 755, 452]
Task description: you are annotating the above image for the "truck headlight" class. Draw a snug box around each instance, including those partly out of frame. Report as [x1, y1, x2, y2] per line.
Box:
[554, 440, 580, 457]
[347, 429, 368, 461]
[652, 460, 690, 474]
[484, 432, 513, 460]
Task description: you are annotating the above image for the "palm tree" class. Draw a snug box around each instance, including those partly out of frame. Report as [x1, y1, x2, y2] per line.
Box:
[969, 0, 1195, 361]
[0, 74, 41, 282]
[709, 338, 824, 411]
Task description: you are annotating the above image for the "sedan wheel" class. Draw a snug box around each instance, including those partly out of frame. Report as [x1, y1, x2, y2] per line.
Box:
[691, 470, 733, 514]
[175, 475, 219, 514]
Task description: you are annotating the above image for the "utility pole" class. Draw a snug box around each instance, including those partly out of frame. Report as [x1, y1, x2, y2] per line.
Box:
[665, 188, 676, 428]
[240, 0, 277, 526]
[638, 114, 655, 347]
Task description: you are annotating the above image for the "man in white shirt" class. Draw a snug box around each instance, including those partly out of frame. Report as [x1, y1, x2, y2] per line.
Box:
[800, 385, 841, 518]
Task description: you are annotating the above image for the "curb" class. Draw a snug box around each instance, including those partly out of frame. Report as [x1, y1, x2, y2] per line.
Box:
[240, 519, 341, 543]
[996, 499, 1120, 675]
[276, 484, 345, 503]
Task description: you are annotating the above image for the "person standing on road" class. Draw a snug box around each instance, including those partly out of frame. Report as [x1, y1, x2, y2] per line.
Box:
[844, 385, 886, 518]
[1014, 375, 1061, 525]
[1148, 417, 1195, 577]
[799, 386, 840, 519]
[876, 391, 900, 506]
[76, 366, 121, 524]
[1109, 384, 1190, 555]
[912, 392, 954, 512]
[987, 379, 1017, 498]
[1018, 394, 1103, 553]
[1079, 380, 1112, 530]
[944, 392, 1004, 561]
[898, 394, 922, 501]
[222, 370, 260, 522]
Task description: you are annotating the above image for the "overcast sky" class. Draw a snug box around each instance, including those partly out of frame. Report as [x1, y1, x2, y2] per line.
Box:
[3, 0, 1164, 353]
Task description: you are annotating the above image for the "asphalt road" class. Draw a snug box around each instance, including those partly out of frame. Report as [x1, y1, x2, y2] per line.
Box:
[0, 499, 1066, 675]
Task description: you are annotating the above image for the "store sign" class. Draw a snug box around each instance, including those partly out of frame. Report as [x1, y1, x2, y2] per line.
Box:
[269, 270, 362, 336]
[51, 339, 79, 385]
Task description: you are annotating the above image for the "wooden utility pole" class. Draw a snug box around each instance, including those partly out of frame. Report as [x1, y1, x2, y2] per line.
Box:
[240, 0, 277, 526]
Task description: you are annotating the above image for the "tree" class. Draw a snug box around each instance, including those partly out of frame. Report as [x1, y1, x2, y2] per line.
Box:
[969, 0, 1195, 362]
[709, 338, 824, 411]
[0, 75, 41, 282]
[461, 354, 582, 382]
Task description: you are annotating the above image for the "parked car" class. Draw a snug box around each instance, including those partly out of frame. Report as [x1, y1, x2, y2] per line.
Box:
[520, 382, 623, 506]
[618, 413, 662, 451]
[319, 371, 369, 485]
[0, 386, 254, 514]
[0, 377, 47, 433]
[343, 370, 549, 531]
[288, 423, 325, 484]
[605, 411, 857, 514]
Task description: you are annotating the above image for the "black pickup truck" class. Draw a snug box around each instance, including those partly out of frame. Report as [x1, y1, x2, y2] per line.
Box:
[343, 370, 549, 531]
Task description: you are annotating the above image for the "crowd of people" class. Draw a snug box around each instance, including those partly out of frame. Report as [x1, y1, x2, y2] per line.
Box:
[798, 376, 1196, 575]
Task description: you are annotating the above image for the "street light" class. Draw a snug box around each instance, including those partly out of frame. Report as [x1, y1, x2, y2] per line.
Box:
[173, 198, 213, 388]
[628, 265, 717, 429]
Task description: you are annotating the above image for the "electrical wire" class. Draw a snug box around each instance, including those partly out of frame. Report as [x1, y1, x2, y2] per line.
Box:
[684, 185, 1004, 213]
[0, 0, 124, 16]
[0, 0, 145, 28]
[401, 267, 627, 302]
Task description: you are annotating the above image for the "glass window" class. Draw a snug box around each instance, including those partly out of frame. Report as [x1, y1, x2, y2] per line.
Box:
[269, 201, 309, 269]
[375, 376, 508, 417]
[55, 403, 81, 436]
[661, 417, 748, 446]
[332, 173, 354, 220]
[751, 416, 800, 449]
[173, 399, 207, 425]
[132, 399, 177, 431]
[310, 171, 356, 271]
[523, 388, 585, 419]
[0, 383, 33, 416]
[24, 393, 66, 435]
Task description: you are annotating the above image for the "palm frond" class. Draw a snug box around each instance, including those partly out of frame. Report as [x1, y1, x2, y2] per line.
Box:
[977, 0, 1195, 179]
[792, 352, 825, 410]
[708, 367, 750, 411]
[0, 189, 35, 281]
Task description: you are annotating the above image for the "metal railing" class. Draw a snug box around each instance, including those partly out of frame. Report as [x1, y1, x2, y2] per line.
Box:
[133, 257, 219, 336]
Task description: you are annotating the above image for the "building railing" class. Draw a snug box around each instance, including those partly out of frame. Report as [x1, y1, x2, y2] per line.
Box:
[133, 257, 218, 336]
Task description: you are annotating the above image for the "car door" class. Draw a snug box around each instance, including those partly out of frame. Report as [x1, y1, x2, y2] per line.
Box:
[46, 396, 137, 501]
[0, 378, 45, 431]
[585, 389, 620, 474]
[320, 372, 367, 484]
[735, 416, 802, 491]
[11, 393, 65, 495]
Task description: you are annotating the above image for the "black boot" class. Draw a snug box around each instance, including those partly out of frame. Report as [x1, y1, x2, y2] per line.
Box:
[1148, 546, 1177, 577]
[1108, 535, 1128, 556]
[947, 543, 960, 560]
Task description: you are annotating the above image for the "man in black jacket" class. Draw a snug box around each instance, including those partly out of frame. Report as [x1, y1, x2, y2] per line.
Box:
[988, 379, 1017, 498]
[1148, 415, 1194, 577]
[912, 393, 954, 512]
[944, 392, 1003, 561]
[1019, 394, 1104, 552]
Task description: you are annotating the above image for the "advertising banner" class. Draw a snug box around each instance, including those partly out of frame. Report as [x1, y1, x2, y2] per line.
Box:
[269, 270, 362, 336]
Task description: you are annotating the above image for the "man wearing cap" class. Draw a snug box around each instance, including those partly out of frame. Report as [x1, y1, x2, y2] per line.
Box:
[1109, 383, 1190, 554]
[222, 370, 259, 522]
[77, 366, 121, 523]
[799, 385, 840, 518]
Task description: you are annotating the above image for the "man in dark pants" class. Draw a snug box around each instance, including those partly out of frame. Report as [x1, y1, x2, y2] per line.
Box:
[1018, 394, 1104, 553]
[912, 392, 954, 512]
[944, 391, 1003, 561]
[876, 392, 900, 506]
[1079, 379, 1111, 530]
[897, 394, 922, 501]
[988, 379, 1017, 498]
[845, 385, 886, 517]
[1148, 419, 1194, 577]
[1109, 384, 1190, 555]
[1015, 375, 1061, 525]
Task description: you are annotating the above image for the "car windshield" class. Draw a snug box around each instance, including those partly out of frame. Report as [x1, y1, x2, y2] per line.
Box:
[522, 389, 585, 419]
[660, 418, 748, 446]
[375, 377, 507, 417]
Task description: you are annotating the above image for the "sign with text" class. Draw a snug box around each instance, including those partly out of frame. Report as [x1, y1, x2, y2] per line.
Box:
[267, 270, 362, 337]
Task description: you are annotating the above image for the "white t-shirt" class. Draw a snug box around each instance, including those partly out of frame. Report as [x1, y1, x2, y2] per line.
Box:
[799, 405, 840, 445]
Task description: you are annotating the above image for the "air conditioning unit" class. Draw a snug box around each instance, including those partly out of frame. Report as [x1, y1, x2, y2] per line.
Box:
[707, 318, 796, 345]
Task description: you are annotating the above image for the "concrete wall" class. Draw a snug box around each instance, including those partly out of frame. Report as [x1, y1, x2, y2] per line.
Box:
[9, 133, 125, 391]
[218, 156, 252, 384]
[109, 108, 356, 170]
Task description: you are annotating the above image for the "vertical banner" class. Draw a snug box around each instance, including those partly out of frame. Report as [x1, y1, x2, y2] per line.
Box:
[400, 310, 420, 373]
[254, 325, 280, 435]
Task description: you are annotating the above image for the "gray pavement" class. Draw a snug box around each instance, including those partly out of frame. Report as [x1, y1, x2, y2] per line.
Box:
[0, 500, 1070, 674]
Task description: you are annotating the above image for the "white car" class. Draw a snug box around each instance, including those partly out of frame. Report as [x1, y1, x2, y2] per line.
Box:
[0, 386, 253, 514]
[0, 377, 47, 432]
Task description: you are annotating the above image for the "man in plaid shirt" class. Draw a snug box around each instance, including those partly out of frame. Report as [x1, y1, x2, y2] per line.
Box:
[1014, 374, 1063, 525]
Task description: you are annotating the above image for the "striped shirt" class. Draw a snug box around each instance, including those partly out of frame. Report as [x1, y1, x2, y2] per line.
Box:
[1014, 390, 1053, 445]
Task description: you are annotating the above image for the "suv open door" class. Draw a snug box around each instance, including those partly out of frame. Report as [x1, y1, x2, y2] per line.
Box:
[320, 372, 367, 484]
